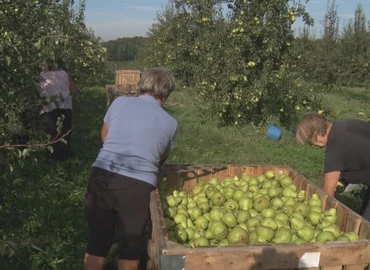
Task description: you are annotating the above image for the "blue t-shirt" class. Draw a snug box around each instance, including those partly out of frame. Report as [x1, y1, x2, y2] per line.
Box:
[92, 95, 178, 187]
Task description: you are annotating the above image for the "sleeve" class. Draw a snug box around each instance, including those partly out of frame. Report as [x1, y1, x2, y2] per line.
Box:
[167, 123, 178, 150]
[324, 150, 343, 174]
[103, 99, 117, 124]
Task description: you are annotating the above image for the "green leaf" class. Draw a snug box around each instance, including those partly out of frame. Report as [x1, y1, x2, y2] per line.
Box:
[33, 41, 41, 49]
[6, 56, 11, 66]
[61, 138, 67, 145]
[13, 178, 24, 185]
[22, 148, 30, 157]
[9, 164, 13, 173]
[47, 146, 54, 153]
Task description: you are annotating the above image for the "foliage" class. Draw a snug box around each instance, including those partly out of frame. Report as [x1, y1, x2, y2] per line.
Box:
[294, 0, 370, 88]
[102, 36, 146, 62]
[141, 0, 324, 127]
[0, 0, 107, 168]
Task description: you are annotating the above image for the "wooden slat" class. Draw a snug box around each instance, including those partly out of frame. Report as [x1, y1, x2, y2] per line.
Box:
[345, 211, 362, 233]
[344, 264, 367, 270]
[148, 191, 167, 270]
[336, 204, 349, 231]
[212, 167, 229, 182]
[182, 171, 198, 192]
[159, 241, 370, 270]
[321, 267, 343, 270]
[358, 219, 370, 240]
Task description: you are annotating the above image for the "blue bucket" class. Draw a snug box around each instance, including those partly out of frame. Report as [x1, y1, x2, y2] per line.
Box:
[267, 125, 282, 140]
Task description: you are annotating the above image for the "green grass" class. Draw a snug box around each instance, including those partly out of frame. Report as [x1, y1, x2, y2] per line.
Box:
[1, 85, 368, 269]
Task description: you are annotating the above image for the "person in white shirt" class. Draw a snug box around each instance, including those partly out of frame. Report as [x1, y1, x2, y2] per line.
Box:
[39, 59, 77, 161]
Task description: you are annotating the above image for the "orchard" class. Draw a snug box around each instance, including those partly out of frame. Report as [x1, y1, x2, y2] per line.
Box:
[142, 0, 325, 127]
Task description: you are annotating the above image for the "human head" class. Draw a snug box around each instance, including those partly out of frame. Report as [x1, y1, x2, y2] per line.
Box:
[296, 113, 331, 147]
[139, 67, 175, 103]
[44, 58, 59, 71]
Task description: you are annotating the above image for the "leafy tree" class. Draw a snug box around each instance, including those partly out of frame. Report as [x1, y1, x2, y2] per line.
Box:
[143, 0, 323, 127]
[0, 0, 107, 168]
[0, 0, 107, 259]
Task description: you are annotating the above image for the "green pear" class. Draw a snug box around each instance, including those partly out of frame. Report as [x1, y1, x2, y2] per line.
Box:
[196, 237, 210, 247]
[187, 218, 196, 229]
[297, 190, 306, 202]
[194, 216, 209, 230]
[265, 170, 275, 180]
[308, 194, 322, 207]
[282, 187, 297, 199]
[198, 202, 211, 213]
[164, 218, 176, 230]
[223, 199, 239, 212]
[343, 231, 360, 241]
[322, 224, 341, 238]
[316, 231, 336, 243]
[336, 235, 350, 242]
[274, 212, 290, 223]
[239, 197, 254, 211]
[307, 211, 322, 225]
[219, 238, 229, 247]
[185, 227, 196, 240]
[237, 210, 251, 224]
[188, 207, 202, 220]
[222, 212, 238, 228]
[262, 181, 272, 190]
[270, 197, 284, 210]
[278, 176, 293, 187]
[256, 225, 274, 243]
[267, 188, 281, 198]
[284, 198, 297, 207]
[208, 177, 219, 186]
[246, 217, 261, 232]
[248, 184, 259, 194]
[248, 178, 259, 186]
[223, 186, 235, 200]
[249, 209, 259, 217]
[310, 205, 323, 214]
[174, 228, 188, 243]
[272, 228, 292, 243]
[293, 202, 310, 217]
[227, 227, 249, 245]
[209, 208, 225, 222]
[253, 196, 270, 212]
[297, 226, 315, 242]
[257, 175, 266, 183]
[261, 217, 278, 230]
[174, 213, 187, 229]
[261, 208, 276, 218]
[233, 189, 245, 202]
[209, 220, 228, 241]
[164, 207, 177, 218]
[290, 217, 305, 231]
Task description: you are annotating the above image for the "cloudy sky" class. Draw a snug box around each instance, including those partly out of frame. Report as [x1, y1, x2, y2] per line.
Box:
[84, 0, 370, 41]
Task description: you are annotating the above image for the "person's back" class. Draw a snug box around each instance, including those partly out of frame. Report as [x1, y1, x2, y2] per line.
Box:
[92, 95, 178, 186]
[39, 69, 72, 112]
[326, 118, 370, 185]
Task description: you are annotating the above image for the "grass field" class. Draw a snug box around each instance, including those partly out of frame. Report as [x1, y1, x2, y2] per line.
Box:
[2, 85, 369, 269]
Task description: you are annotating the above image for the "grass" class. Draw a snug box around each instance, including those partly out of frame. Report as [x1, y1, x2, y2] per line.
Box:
[1, 85, 368, 269]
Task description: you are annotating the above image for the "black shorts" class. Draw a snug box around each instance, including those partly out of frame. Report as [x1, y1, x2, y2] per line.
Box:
[84, 167, 155, 260]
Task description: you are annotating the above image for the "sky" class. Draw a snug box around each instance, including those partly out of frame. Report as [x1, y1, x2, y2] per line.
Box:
[84, 0, 370, 42]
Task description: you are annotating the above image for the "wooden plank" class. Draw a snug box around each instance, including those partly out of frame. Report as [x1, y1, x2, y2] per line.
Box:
[336, 204, 349, 231]
[148, 191, 167, 270]
[166, 172, 180, 190]
[344, 264, 367, 270]
[358, 219, 370, 240]
[182, 171, 198, 192]
[212, 167, 229, 182]
[345, 211, 362, 233]
[321, 267, 343, 270]
[160, 241, 370, 270]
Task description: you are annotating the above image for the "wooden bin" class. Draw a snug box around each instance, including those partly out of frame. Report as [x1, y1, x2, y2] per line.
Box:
[147, 164, 370, 270]
[115, 70, 141, 85]
[105, 83, 140, 108]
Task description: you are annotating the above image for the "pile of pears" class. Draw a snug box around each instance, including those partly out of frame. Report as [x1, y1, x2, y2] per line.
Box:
[158, 171, 360, 248]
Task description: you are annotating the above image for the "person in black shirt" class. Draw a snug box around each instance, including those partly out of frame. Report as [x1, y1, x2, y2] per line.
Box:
[296, 113, 370, 221]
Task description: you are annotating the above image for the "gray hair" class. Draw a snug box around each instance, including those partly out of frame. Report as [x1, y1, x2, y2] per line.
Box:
[139, 67, 175, 99]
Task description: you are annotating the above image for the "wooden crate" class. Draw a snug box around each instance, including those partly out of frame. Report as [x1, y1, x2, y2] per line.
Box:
[115, 70, 141, 85]
[147, 164, 370, 270]
[105, 83, 140, 108]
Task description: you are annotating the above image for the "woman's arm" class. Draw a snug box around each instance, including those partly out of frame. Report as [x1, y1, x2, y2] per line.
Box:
[322, 171, 341, 196]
